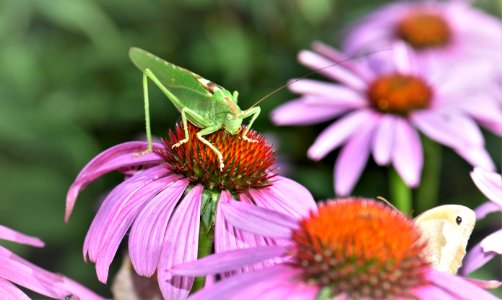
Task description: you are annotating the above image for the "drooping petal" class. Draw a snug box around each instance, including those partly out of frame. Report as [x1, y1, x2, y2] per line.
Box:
[412, 284, 457, 300]
[220, 200, 298, 239]
[59, 276, 105, 300]
[480, 229, 502, 254]
[428, 269, 500, 300]
[288, 79, 366, 107]
[474, 202, 501, 219]
[171, 246, 287, 276]
[471, 168, 502, 205]
[334, 113, 379, 196]
[66, 141, 165, 221]
[298, 50, 367, 91]
[0, 278, 30, 300]
[371, 115, 397, 165]
[128, 178, 189, 277]
[158, 185, 203, 300]
[246, 176, 317, 219]
[461, 242, 496, 275]
[308, 109, 373, 161]
[271, 98, 347, 126]
[392, 118, 423, 187]
[454, 146, 495, 171]
[187, 265, 297, 300]
[0, 225, 44, 247]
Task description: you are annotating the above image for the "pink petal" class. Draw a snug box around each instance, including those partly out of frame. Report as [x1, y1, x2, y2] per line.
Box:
[471, 168, 502, 205]
[334, 113, 379, 196]
[428, 269, 500, 300]
[461, 242, 496, 275]
[188, 265, 296, 300]
[454, 146, 495, 171]
[171, 246, 287, 276]
[371, 115, 397, 165]
[158, 185, 203, 300]
[308, 109, 373, 161]
[474, 202, 501, 219]
[298, 50, 367, 91]
[412, 284, 457, 300]
[392, 118, 423, 187]
[288, 79, 366, 107]
[66, 141, 165, 221]
[59, 276, 105, 300]
[271, 98, 347, 126]
[0, 278, 30, 300]
[220, 200, 298, 239]
[411, 110, 484, 148]
[0, 225, 44, 248]
[247, 176, 317, 219]
[481, 229, 502, 254]
[463, 277, 502, 290]
[391, 42, 416, 74]
[128, 178, 189, 277]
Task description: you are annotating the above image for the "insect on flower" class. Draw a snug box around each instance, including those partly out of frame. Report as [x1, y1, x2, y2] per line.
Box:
[129, 47, 261, 171]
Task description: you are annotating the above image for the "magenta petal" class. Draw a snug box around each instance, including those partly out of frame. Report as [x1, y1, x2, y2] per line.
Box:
[461, 242, 496, 275]
[474, 202, 501, 219]
[59, 276, 105, 300]
[187, 265, 295, 300]
[129, 178, 189, 277]
[371, 115, 397, 165]
[66, 141, 165, 221]
[298, 50, 366, 91]
[391, 42, 415, 74]
[247, 176, 317, 219]
[481, 229, 502, 254]
[335, 113, 378, 196]
[0, 225, 44, 248]
[158, 185, 203, 300]
[412, 284, 456, 300]
[392, 118, 423, 187]
[288, 79, 365, 107]
[0, 278, 30, 300]
[429, 269, 500, 300]
[471, 168, 502, 205]
[271, 98, 347, 126]
[220, 200, 297, 239]
[308, 109, 372, 161]
[463, 277, 502, 290]
[172, 246, 287, 276]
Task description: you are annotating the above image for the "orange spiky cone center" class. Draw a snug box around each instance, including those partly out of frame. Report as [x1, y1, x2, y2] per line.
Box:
[368, 73, 432, 115]
[291, 198, 429, 299]
[157, 122, 276, 193]
[396, 11, 452, 49]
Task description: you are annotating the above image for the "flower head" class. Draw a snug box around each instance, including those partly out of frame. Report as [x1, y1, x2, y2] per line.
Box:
[271, 41, 499, 195]
[171, 198, 499, 299]
[461, 168, 502, 275]
[343, 1, 501, 81]
[66, 122, 316, 299]
[0, 225, 103, 300]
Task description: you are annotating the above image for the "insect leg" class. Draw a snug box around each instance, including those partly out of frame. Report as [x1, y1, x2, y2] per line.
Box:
[172, 107, 192, 148]
[240, 106, 261, 143]
[135, 71, 154, 156]
[196, 125, 225, 171]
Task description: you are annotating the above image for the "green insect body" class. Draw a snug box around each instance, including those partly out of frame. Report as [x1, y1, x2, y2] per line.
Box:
[129, 47, 261, 171]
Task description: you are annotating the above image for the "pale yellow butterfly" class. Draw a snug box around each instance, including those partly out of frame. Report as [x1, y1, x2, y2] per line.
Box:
[414, 205, 476, 274]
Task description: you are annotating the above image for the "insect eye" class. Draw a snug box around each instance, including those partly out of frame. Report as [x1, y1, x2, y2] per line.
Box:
[226, 114, 232, 120]
[455, 216, 462, 225]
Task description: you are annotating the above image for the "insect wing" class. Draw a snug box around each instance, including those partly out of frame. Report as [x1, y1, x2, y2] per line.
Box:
[129, 47, 218, 112]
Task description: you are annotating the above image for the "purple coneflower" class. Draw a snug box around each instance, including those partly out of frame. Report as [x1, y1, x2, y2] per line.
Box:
[66, 122, 316, 299]
[0, 225, 103, 299]
[271, 41, 499, 195]
[342, 0, 501, 83]
[462, 167, 502, 275]
[171, 198, 499, 299]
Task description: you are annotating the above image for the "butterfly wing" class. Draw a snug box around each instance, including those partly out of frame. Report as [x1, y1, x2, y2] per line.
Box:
[414, 205, 475, 274]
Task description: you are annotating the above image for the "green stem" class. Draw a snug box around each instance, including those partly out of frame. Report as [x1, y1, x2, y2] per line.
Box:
[389, 167, 412, 214]
[190, 221, 214, 293]
[415, 136, 441, 214]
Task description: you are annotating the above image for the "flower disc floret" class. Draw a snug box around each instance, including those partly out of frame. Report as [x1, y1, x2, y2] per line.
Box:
[291, 198, 429, 299]
[396, 11, 452, 49]
[158, 122, 276, 193]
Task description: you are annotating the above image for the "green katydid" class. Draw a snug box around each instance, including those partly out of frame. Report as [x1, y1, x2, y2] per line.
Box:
[129, 47, 260, 171]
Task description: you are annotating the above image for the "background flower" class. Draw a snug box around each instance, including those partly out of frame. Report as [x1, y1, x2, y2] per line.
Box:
[66, 123, 316, 299]
[272, 42, 499, 195]
[171, 198, 499, 299]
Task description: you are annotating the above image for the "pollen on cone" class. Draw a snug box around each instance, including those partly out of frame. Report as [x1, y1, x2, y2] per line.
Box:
[291, 198, 429, 299]
[157, 122, 276, 193]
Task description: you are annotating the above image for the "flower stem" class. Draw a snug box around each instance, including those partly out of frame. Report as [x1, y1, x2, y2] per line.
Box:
[389, 167, 412, 214]
[415, 136, 441, 214]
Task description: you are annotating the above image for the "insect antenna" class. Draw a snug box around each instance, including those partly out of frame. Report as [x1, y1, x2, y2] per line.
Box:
[248, 48, 391, 109]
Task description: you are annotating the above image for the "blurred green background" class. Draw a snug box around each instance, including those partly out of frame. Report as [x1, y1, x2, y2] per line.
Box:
[0, 0, 500, 297]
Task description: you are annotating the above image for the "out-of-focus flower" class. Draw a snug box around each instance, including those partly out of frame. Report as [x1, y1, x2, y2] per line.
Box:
[271, 41, 500, 195]
[66, 122, 316, 299]
[343, 1, 502, 84]
[171, 198, 499, 299]
[0, 225, 103, 300]
[462, 168, 502, 275]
